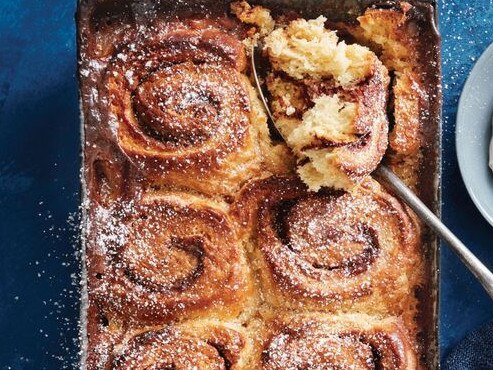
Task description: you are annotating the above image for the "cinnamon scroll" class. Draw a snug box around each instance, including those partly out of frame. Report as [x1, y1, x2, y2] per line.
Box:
[257, 314, 417, 370]
[86, 317, 252, 370]
[86, 191, 254, 324]
[232, 175, 422, 316]
[90, 17, 287, 196]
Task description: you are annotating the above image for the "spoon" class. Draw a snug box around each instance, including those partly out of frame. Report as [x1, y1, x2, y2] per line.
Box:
[251, 44, 493, 300]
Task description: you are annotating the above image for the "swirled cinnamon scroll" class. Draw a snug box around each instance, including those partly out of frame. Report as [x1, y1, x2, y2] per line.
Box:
[232, 175, 422, 317]
[86, 191, 254, 324]
[113, 323, 250, 369]
[256, 313, 417, 370]
[84, 15, 290, 196]
[86, 315, 252, 370]
[262, 15, 390, 191]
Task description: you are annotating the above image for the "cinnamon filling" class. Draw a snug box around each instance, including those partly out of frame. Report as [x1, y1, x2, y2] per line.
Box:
[263, 325, 404, 370]
[120, 235, 205, 293]
[132, 62, 247, 148]
[112, 329, 237, 370]
[274, 196, 380, 276]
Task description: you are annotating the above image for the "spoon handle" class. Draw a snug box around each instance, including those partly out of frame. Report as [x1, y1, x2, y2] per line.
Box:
[375, 165, 493, 300]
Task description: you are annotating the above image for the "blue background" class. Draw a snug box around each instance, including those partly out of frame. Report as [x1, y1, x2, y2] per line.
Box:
[0, 1, 492, 368]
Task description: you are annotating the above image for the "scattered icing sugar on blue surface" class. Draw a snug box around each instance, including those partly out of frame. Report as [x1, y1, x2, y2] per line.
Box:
[439, 1, 493, 140]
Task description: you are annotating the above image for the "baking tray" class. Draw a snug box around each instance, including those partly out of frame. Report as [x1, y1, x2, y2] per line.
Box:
[77, 0, 442, 368]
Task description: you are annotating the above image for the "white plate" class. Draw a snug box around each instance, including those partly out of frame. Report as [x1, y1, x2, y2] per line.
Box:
[456, 42, 493, 227]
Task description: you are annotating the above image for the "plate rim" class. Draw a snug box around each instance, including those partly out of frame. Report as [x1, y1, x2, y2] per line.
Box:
[456, 41, 493, 227]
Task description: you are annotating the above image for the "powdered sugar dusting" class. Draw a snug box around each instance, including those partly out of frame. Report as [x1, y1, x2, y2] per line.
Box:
[77, 0, 432, 367]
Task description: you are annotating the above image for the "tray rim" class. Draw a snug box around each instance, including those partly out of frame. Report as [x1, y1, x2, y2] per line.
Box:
[75, 0, 443, 368]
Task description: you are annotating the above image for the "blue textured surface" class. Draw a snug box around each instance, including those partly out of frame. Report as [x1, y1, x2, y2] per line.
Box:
[439, 0, 493, 361]
[0, 0, 492, 368]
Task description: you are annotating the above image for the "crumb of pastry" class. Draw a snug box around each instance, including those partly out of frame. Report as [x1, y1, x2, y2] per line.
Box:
[245, 76, 296, 174]
[289, 95, 358, 149]
[264, 17, 388, 191]
[264, 16, 376, 86]
[357, 5, 414, 72]
[286, 95, 358, 191]
[231, 1, 275, 36]
[267, 75, 308, 117]
[297, 149, 354, 191]
[353, 6, 427, 191]
[268, 95, 360, 192]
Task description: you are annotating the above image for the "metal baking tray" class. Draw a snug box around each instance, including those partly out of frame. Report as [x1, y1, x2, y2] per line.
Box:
[77, 0, 442, 368]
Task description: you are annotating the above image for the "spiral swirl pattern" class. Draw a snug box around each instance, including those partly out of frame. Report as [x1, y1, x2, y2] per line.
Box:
[91, 192, 252, 323]
[232, 176, 420, 313]
[111, 323, 247, 370]
[100, 21, 263, 194]
[260, 315, 417, 370]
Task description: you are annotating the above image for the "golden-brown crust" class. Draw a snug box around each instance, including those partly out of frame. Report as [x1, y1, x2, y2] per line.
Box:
[98, 22, 261, 196]
[86, 192, 255, 325]
[231, 175, 422, 320]
[85, 142, 131, 208]
[79, 10, 289, 197]
[112, 324, 249, 370]
[85, 301, 122, 370]
[86, 313, 253, 370]
[256, 313, 418, 370]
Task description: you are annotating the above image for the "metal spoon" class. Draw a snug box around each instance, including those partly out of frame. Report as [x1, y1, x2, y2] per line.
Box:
[251, 45, 493, 300]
